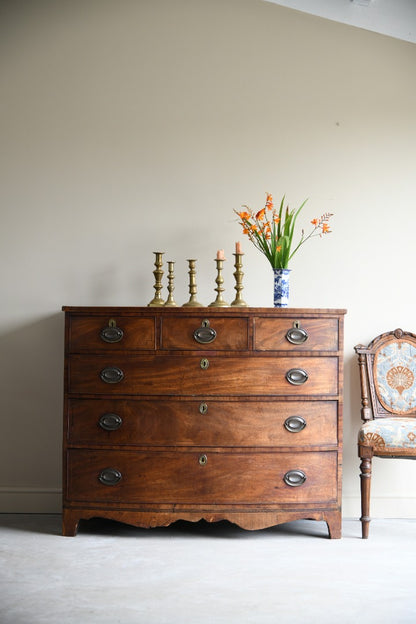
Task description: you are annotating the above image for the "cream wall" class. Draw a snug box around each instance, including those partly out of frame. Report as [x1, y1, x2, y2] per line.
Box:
[1, 0, 416, 518]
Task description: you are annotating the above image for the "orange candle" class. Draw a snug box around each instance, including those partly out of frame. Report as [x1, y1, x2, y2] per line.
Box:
[216, 249, 225, 260]
[235, 241, 242, 254]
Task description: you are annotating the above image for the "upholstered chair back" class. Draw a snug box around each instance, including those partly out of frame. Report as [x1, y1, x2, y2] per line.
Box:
[357, 329, 416, 421]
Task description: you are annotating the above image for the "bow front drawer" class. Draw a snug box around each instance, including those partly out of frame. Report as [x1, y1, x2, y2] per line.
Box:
[67, 398, 338, 447]
[67, 354, 339, 396]
[68, 315, 155, 352]
[255, 317, 339, 351]
[66, 449, 337, 505]
[160, 316, 249, 350]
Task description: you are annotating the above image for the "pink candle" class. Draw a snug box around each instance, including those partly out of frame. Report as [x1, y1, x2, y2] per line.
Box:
[235, 241, 242, 254]
[216, 249, 225, 260]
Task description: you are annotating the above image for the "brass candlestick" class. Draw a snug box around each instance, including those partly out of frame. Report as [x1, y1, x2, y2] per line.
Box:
[183, 259, 203, 307]
[148, 251, 165, 307]
[209, 258, 229, 307]
[164, 261, 177, 307]
[231, 253, 248, 307]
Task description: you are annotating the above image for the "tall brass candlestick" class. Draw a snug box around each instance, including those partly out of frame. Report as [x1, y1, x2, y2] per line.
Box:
[209, 258, 229, 307]
[183, 259, 203, 307]
[148, 251, 165, 307]
[164, 261, 177, 307]
[231, 253, 248, 307]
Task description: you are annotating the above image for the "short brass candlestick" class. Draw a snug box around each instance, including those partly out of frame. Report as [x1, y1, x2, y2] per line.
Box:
[148, 251, 165, 307]
[183, 259, 203, 307]
[231, 253, 248, 307]
[164, 261, 177, 307]
[209, 258, 229, 307]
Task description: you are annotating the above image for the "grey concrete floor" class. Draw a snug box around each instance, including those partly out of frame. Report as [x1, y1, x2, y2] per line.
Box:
[0, 514, 415, 624]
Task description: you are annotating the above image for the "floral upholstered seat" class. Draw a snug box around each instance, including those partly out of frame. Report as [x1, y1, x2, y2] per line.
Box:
[358, 418, 416, 455]
[355, 329, 416, 538]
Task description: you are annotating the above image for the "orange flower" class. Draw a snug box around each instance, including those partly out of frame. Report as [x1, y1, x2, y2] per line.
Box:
[238, 211, 251, 221]
[234, 193, 332, 269]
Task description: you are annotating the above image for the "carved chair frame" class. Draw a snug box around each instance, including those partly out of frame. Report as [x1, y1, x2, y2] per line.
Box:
[355, 328, 416, 537]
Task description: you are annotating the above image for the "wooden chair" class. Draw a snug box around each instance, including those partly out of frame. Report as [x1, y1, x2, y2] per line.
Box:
[355, 329, 416, 538]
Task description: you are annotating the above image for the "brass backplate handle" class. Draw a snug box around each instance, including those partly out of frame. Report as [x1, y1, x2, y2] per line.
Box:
[284, 470, 306, 487]
[284, 416, 307, 433]
[286, 321, 308, 345]
[100, 319, 124, 343]
[286, 368, 308, 385]
[99, 413, 123, 431]
[98, 468, 122, 485]
[194, 320, 217, 344]
[100, 367, 125, 384]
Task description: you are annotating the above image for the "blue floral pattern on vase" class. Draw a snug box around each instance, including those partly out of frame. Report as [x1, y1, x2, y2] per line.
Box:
[273, 268, 291, 307]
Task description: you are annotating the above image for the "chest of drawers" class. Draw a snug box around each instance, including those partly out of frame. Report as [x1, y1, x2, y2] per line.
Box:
[62, 307, 346, 538]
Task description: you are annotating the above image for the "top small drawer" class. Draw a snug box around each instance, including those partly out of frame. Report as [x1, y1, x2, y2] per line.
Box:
[255, 317, 339, 352]
[68, 315, 155, 352]
[161, 316, 249, 350]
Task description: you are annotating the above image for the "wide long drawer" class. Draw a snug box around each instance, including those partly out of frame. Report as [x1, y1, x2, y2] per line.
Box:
[67, 398, 338, 447]
[67, 355, 339, 396]
[66, 449, 337, 504]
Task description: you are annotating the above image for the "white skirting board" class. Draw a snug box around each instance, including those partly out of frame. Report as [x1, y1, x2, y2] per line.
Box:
[1, 489, 416, 518]
[342, 495, 416, 519]
[0, 487, 61, 513]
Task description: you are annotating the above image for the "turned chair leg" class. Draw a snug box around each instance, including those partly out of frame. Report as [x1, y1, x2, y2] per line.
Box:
[359, 451, 372, 539]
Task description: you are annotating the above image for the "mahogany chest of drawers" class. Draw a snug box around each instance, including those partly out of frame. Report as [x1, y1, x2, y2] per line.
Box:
[62, 307, 346, 538]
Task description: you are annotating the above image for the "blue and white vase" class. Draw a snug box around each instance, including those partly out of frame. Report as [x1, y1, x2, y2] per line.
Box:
[273, 268, 291, 307]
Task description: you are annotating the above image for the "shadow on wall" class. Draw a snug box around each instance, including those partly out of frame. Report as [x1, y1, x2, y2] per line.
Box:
[342, 350, 362, 501]
[345, 349, 363, 433]
[0, 313, 64, 489]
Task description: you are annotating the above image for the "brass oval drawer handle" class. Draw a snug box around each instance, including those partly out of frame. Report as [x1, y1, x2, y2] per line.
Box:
[284, 416, 306, 433]
[98, 468, 122, 485]
[100, 319, 124, 343]
[286, 323, 308, 345]
[283, 470, 306, 487]
[200, 358, 210, 370]
[194, 320, 217, 344]
[100, 367, 125, 384]
[199, 454, 208, 466]
[99, 413, 123, 431]
[286, 368, 308, 385]
[199, 402, 208, 415]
